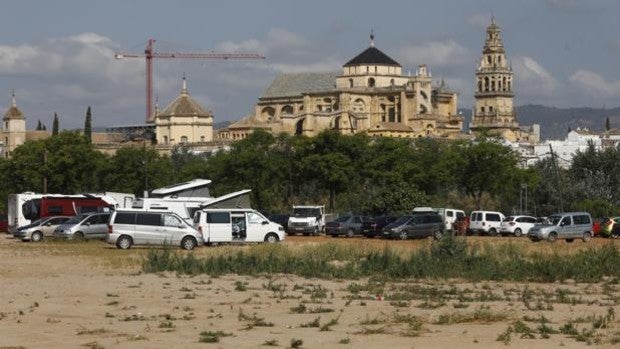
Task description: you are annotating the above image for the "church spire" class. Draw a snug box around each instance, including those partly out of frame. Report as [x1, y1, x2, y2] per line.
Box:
[369, 29, 375, 47]
[181, 74, 188, 95]
[11, 89, 16, 107]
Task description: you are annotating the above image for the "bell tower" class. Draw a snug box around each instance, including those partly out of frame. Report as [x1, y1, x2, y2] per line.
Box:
[470, 18, 520, 140]
[2, 91, 26, 157]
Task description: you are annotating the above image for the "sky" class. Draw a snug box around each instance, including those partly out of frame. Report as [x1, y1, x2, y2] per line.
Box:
[0, 0, 619, 129]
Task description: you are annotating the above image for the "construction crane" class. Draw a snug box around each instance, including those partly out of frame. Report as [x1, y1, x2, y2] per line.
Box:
[114, 38, 265, 123]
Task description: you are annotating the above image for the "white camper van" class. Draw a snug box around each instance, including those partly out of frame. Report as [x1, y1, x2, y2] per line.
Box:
[194, 208, 284, 244]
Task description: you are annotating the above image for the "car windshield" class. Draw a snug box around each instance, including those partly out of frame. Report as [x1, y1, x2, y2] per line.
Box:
[65, 214, 89, 224]
[548, 215, 562, 225]
[334, 216, 350, 222]
[23, 218, 43, 227]
[393, 216, 412, 225]
[293, 208, 321, 217]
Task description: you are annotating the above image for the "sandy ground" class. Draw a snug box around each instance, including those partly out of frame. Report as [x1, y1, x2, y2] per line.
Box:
[0, 234, 619, 349]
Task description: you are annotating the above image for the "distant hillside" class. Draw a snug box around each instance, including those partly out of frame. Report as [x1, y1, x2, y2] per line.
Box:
[459, 105, 620, 140]
[516, 105, 620, 140]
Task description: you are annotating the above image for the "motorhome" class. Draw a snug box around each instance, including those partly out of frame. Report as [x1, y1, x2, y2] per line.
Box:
[133, 179, 251, 224]
[7, 192, 134, 234]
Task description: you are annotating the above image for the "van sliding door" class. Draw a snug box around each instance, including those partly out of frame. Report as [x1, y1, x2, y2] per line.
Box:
[207, 212, 232, 242]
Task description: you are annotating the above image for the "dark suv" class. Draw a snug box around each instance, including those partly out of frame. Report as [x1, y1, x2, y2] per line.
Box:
[362, 215, 398, 238]
[382, 213, 445, 240]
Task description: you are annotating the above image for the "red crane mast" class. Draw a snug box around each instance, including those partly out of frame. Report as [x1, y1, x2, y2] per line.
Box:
[115, 39, 265, 123]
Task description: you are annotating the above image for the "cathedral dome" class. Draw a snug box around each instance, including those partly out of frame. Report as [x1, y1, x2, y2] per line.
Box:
[156, 77, 212, 118]
[3, 93, 24, 121]
[344, 32, 400, 67]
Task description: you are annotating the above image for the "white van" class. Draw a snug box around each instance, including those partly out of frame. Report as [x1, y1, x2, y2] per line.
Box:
[469, 210, 505, 235]
[194, 208, 285, 244]
[433, 208, 466, 230]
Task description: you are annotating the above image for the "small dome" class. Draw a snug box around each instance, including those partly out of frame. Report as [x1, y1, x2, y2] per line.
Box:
[344, 46, 401, 67]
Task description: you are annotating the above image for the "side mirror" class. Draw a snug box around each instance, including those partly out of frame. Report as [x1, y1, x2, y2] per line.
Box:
[85, 222, 91, 226]
[45, 222, 52, 226]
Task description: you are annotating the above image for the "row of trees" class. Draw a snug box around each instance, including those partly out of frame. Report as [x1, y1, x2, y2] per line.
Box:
[0, 129, 616, 216]
[33, 106, 92, 140]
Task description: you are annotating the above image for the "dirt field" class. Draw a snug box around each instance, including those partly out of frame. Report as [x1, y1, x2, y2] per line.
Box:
[0, 234, 619, 348]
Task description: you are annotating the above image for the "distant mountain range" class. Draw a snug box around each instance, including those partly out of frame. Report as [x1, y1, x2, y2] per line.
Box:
[459, 105, 620, 140]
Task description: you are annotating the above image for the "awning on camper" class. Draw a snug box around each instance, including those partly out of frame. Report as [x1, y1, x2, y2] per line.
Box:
[199, 189, 252, 209]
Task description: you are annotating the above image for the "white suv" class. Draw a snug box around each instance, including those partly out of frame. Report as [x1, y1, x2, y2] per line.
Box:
[469, 211, 505, 236]
[500, 215, 537, 237]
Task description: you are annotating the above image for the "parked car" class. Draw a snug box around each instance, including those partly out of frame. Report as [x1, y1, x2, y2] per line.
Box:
[107, 209, 203, 250]
[326, 215, 370, 237]
[13, 216, 71, 242]
[499, 215, 537, 237]
[267, 214, 290, 233]
[528, 212, 593, 243]
[469, 211, 505, 235]
[382, 212, 445, 240]
[0, 212, 8, 233]
[361, 215, 398, 238]
[53, 212, 111, 240]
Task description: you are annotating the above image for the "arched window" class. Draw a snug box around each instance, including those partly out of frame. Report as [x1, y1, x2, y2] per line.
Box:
[390, 78, 395, 86]
[491, 80, 495, 91]
[502, 77, 507, 91]
[484, 77, 490, 92]
[420, 104, 427, 114]
[353, 98, 365, 112]
[420, 91, 428, 100]
[349, 78, 353, 88]
[180, 136, 188, 144]
[380, 104, 386, 122]
[163, 136, 168, 144]
[200, 136, 205, 142]
[368, 77, 375, 87]
[281, 105, 293, 115]
[487, 56, 492, 64]
[478, 79, 483, 92]
[261, 106, 275, 120]
[333, 116, 341, 130]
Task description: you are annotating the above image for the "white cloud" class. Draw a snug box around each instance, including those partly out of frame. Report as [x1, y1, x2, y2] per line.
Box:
[512, 56, 558, 95]
[568, 70, 620, 97]
[398, 40, 471, 68]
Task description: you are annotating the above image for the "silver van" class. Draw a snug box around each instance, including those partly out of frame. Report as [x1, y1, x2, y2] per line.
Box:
[106, 209, 203, 250]
[13, 216, 71, 242]
[527, 212, 593, 243]
[53, 212, 111, 240]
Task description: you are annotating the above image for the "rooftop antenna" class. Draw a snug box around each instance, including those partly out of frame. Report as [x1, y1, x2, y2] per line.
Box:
[370, 29, 375, 47]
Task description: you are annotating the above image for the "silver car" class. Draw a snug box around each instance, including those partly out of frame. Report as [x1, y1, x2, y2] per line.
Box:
[53, 212, 111, 240]
[528, 212, 593, 243]
[13, 216, 71, 242]
[106, 210, 203, 250]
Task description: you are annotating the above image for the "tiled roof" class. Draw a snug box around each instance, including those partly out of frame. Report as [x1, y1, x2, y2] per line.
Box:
[261, 72, 339, 98]
[344, 46, 400, 67]
[157, 92, 212, 117]
[3, 106, 24, 120]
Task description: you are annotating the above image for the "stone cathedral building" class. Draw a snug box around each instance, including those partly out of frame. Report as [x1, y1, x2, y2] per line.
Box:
[219, 33, 464, 140]
[470, 19, 538, 142]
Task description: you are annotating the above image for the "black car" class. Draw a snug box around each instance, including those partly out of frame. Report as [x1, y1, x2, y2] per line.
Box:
[325, 215, 371, 237]
[382, 213, 445, 240]
[267, 214, 290, 232]
[362, 215, 398, 238]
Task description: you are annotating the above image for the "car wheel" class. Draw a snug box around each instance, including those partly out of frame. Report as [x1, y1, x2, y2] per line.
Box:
[514, 228, 523, 237]
[488, 228, 497, 236]
[31, 231, 43, 242]
[566, 239, 574, 243]
[181, 236, 197, 250]
[582, 232, 592, 243]
[346, 229, 354, 238]
[398, 231, 408, 240]
[116, 235, 132, 249]
[330, 234, 337, 238]
[547, 232, 557, 243]
[73, 231, 84, 241]
[433, 229, 443, 240]
[264, 233, 279, 243]
[366, 233, 375, 238]
[302, 233, 310, 236]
